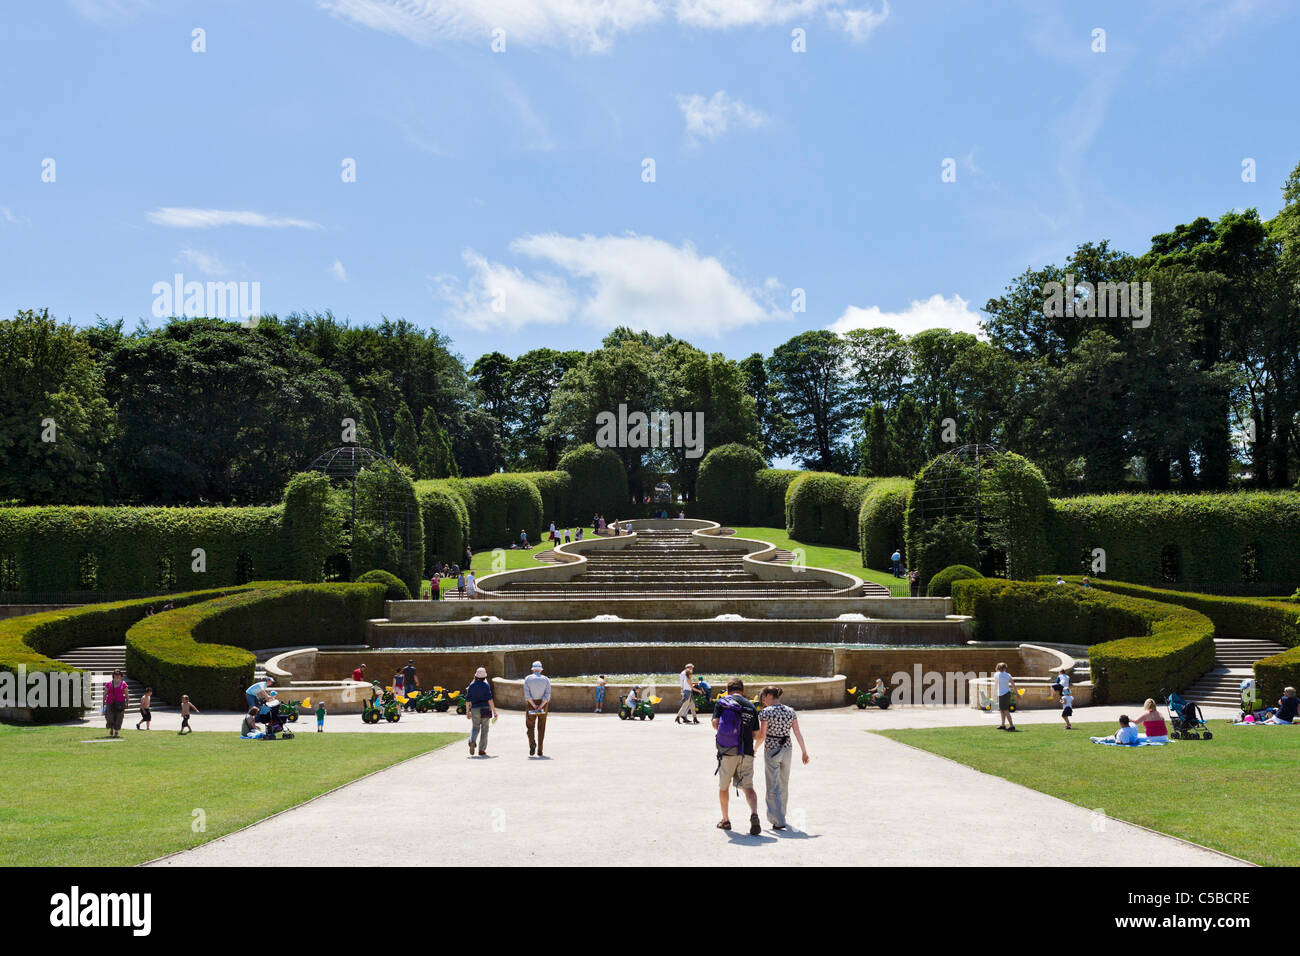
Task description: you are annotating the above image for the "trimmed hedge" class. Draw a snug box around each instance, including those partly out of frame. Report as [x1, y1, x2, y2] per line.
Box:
[1079, 578, 1300, 703]
[785, 473, 878, 546]
[557, 444, 628, 524]
[696, 444, 765, 525]
[413, 482, 469, 566]
[951, 578, 1215, 704]
[752, 469, 799, 527]
[125, 582, 385, 708]
[1046, 491, 1300, 587]
[355, 569, 411, 600]
[514, 471, 571, 525]
[0, 584, 277, 722]
[927, 564, 983, 598]
[348, 465, 424, 595]
[445, 474, 544, 550]
[858, 478, 913, 571]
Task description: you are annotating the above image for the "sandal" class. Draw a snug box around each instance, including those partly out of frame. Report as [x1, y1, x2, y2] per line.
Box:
[716, 820, 731, 830]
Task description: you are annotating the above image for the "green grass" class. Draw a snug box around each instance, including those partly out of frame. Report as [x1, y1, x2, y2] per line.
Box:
[0, 724, 459, 866]
[420, 546, 547, 597]
[876, 722, 1300, 865]
[728, 525, 907, 593]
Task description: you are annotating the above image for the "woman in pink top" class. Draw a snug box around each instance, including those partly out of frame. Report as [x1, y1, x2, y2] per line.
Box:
[104, 669, 129, 738]
[1135, 698, 1169, 739]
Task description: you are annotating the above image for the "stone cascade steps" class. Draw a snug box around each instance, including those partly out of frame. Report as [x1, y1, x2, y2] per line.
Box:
[1181, 638, 1289, 709]
[54, 645, 151, 715]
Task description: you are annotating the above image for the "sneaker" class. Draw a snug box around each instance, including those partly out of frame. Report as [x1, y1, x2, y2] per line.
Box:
[749, 814, 761, 836]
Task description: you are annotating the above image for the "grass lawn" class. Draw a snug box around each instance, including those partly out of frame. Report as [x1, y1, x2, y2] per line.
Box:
[876, 722, 1300, 865]
[0, 724, 459, 866]
[728, 525, 907, 593]
[420, 546, 546, 597]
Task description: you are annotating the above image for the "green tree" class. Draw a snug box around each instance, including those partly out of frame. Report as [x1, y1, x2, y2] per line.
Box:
[417, 408, 458, 479]
[391, 402, 420, 474]
[766, 330, 854, 470]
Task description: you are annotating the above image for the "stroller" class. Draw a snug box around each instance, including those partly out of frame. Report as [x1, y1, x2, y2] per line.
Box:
[260, 698, 296, 740]
[1164, 691, 1212, 740]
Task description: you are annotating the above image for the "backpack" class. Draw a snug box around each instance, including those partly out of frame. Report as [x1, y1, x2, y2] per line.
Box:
[714, 694, 756, 754]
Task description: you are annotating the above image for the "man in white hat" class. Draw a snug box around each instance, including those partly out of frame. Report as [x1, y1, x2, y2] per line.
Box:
[465, 666, 497, 756]
[522, 660, 551, 757]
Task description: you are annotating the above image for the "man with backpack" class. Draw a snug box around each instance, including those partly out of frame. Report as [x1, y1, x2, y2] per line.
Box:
[712, 677, 762, 835]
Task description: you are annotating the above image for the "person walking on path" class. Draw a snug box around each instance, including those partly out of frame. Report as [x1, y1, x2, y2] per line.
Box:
[523, 660, 551, 757]
[466, 571, 477, 598]
[104, 669, 129, 738]
[135, 686, 153, 731]
[994, 662, 1017, 732]
[756, 686, 809, 830]
[675, 663, 699, 725]
[712, 677, 761, 835]
[178, 695, 200, 734]
[465, 667, 498, 756]
[891, 548, 902, 577]
[456, 571, 466, 598]
[402, 659, 419, 710]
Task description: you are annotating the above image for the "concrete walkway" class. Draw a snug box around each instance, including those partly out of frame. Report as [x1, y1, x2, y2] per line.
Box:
[148, 705, 1242, 867]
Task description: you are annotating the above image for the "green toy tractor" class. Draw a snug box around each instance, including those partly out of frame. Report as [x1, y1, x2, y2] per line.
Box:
[618, 693, 659, 720]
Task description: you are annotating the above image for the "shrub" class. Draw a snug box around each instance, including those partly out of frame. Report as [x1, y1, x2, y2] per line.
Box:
[281, 471, 343, 582]
[951, 578, 1215, 704]
[695, 444, 765, 525]
[557, 444, 627, 523]
[355, 569, 411, 600]
[514, 471, 572, 525]
[349, 466, 424, 595]
[0, 584, 276, 722]
[751, 469, 799, 526]
[785, 473, 877, 546]
[927, 564, 983, 597]
[125, 582, 385, 708]
[858, 478, 912, 570]
[446, 474, 544, 550]
[1046, 491, 1300, 588]
[413, 482, 469, 566]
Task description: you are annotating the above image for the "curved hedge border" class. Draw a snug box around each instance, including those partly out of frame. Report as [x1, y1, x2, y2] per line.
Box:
[0, 583, 278, 722]
[857, 478, 912, 571]
[752, 469, 799, 527]
[1077, 578, 1300, 703]
[1046, 491, 1300, 587]
[785, 473, 877, 546]
[125, 582, 385, 708]
[696, 444, 765, 525]
[951, 578, 1215, 704]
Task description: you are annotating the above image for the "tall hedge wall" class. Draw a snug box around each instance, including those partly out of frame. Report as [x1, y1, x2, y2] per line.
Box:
[1079, 578, 1300, 703]
[752, 469, 799, 527]
[125, 582, 384, 708]
[557, 444, 628, 524]
[1046, 491, 1300, 588]
[445, 475, 544, 551]
[785, 473, 877, 546]
[858, 478, 913, 571]
[413, 482, 469, 567]
[514, 471, 572, 525]
[951, 578, 1215, 704]
[696, 444, 765, 525]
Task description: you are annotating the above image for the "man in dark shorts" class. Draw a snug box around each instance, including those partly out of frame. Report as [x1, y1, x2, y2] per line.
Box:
[401, 659, 419, 710]
[994, 662, 1017, 731]
[135, 686, 153, 730]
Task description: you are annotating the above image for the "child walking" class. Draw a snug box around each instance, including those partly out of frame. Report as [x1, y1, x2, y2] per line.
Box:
[178, 695, 200, 735]
[315, 699, 326, 732]
[1060, 690, 1074, 730]
[135, 686, 153, 730]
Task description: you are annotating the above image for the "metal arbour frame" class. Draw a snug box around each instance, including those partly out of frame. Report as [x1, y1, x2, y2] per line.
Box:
[908, 443, 1011, 573]
[307, 445, 420, 578]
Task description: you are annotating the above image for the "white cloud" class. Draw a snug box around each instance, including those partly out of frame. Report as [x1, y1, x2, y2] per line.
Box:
[331, 259, 349, 281]
[175, 248, 231, 276]
[147, 207, 321, 230]
[828, 294, 985, 338]
[1, 206, 26, 226]
[318, 0, 888, 51]
[677, 91, 768, 144]
[67, 0, 150, 22]
[437, 233, 783, 336]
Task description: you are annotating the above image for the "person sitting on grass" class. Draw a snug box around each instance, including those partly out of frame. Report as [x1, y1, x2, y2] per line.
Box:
[1135, 698, 1169, 739]
[240, 707, 261, 737]
[1110, 714, 1139, 744]
[1267, 687, 1299, 724]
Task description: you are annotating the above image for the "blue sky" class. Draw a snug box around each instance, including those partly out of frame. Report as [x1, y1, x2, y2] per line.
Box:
[2, 0, 1297, 363]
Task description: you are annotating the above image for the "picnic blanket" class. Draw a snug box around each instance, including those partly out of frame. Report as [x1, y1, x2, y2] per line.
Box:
[1232, 718, 1293, 726]
[1090, 736, 1170, 746]
[239, 731, 266, 739]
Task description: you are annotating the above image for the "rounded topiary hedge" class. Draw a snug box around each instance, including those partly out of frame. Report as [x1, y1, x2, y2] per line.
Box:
[752, 469, 799, 527]
[858, 478, 913, 571]
[514, 471, 572, 525]
[125, 582, 385, 708]
[557, 443, 628, 524]
[355, 568, 411, 600]
[785, 472, 877, 546]
[951, 578, 1215, 704]
[447, 474, 544, 550]
[1046, 491, 1300, 588]
[414, 482, 469, 566]
[695, 444, 765, 525]
[926, 564, 983, 597]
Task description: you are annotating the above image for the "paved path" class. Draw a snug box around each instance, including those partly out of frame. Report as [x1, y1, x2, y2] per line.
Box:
[149, 706, 1241, 867]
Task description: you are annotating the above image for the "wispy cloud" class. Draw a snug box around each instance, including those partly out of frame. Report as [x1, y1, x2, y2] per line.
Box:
[175, 247, 232, 276]
[67, 0, 150, 22]
[318, 0, 889, 52]
[828, 294, 984, 338]
[677, 91, 768, 145]
[1, 206, 27, 226]
[331, 259, 349, 281]
[147, 208, 321, 229]
[437, 233, 784, 336]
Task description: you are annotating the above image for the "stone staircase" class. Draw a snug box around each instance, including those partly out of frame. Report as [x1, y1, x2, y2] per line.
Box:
[54, 645, 150, 715]
[1181, 638, 1288, 708]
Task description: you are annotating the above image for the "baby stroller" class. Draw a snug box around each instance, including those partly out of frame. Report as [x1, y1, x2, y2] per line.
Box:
[260, 698, 296, 740]
[1165, 691, 1212, 740]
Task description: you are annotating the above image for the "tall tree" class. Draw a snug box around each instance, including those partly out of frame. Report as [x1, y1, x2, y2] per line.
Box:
[766, 330, 854, 470]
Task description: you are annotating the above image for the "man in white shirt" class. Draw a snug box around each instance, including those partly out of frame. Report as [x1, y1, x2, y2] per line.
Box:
[675, 663, 699, 725]
[994, 662, 1017, 732]
[522, 660, 551, 757]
